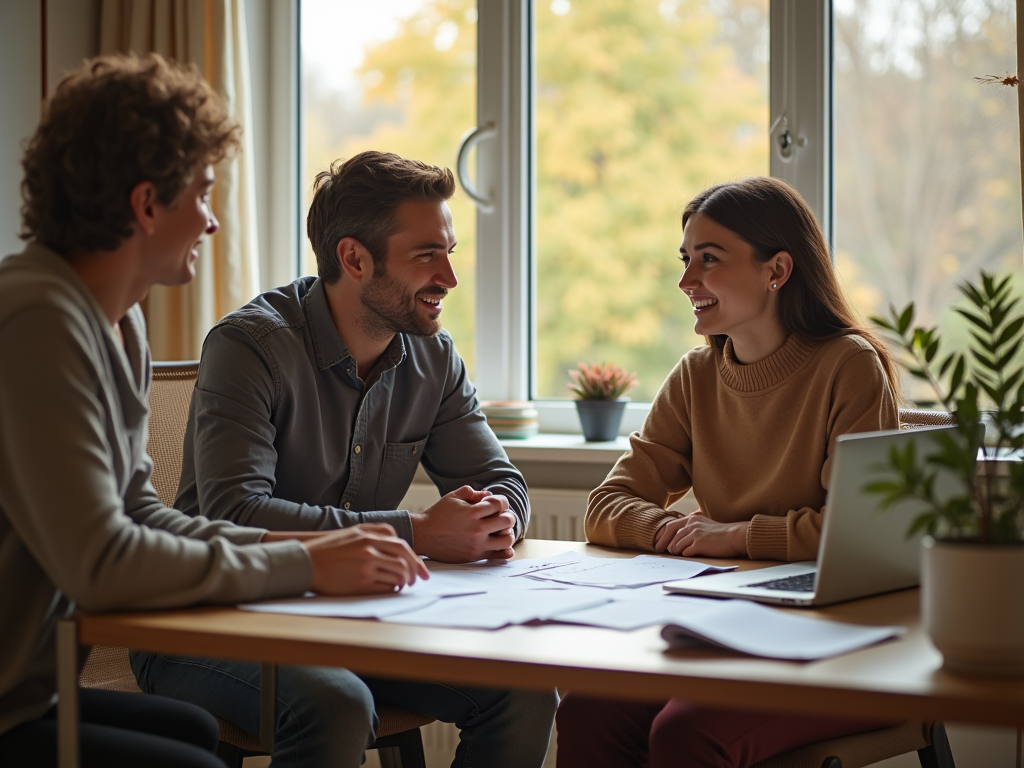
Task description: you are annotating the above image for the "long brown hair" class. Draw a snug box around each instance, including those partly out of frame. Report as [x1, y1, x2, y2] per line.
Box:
[681, 177, 900, 395]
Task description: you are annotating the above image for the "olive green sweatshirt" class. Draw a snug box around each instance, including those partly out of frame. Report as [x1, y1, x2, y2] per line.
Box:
[587, 333, 899, 561]
[0, 245, 313, 735]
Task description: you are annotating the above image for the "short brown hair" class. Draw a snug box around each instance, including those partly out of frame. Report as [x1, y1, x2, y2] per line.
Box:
[682, 177, 900, 395]
[20, 53, 240, 254]
[307, 151, 456, 283]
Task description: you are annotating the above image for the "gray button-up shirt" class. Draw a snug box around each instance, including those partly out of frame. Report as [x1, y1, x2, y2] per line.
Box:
[175, 277, 529, 546]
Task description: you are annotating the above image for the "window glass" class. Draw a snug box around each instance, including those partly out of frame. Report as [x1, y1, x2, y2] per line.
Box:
[301, 0, 478, 374]
[834, 0, 1022, 400]
[533, 0, 770, 401]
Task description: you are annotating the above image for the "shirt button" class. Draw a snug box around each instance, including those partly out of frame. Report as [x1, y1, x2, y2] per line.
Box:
[343, 502, 351, 510]
[354, 445, 362, 454]
[411, 447, 417, 455]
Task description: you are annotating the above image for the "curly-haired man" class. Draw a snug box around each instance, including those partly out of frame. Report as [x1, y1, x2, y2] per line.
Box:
[0, 54, 425, 768]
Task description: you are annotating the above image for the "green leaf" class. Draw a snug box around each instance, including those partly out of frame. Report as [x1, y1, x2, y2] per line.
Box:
[997, 340, 1023, 370]
[949, 356, 966, 396]
[938, 353, 956, 377]
[996, 317, 1024, 345]
[970, 347, 999, 371]
[870, 315, 897, 333]
[960, 281, 986, 308]
[897, 304, 915, 335]
[955, 307, 992, 332]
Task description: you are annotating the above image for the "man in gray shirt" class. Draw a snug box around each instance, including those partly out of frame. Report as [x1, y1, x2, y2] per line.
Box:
[131, 151, 557, 768]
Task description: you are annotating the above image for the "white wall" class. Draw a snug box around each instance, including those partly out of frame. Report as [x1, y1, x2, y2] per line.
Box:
[0, 1, 41, 256]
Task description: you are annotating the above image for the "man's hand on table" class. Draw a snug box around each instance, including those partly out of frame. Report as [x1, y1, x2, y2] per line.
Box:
[654, 510, 749, 558]
[411, 485, 516, 562]
[285, 523, 429, 595]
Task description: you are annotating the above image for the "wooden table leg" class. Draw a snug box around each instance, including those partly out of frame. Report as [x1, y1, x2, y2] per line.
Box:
[260, 662, 276, 753]
[56, 619, 79, 768]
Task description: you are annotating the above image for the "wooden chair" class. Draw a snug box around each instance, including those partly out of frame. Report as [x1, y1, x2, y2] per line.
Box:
[78, 360, 433, 768]
[750, 721, 954, 768]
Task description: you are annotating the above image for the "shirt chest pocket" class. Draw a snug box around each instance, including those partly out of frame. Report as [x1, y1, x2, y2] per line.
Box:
[375, 437, 429, 510]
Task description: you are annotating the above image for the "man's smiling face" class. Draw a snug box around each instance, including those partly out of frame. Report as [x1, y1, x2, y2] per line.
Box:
[359, 198, 458, 337]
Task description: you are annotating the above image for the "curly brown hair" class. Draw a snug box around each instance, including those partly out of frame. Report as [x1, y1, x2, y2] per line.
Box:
[20, 53, 240, 254]
[307, 151, 456, 283]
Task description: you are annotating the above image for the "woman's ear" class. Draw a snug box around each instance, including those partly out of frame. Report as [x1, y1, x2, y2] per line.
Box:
[769, 251, 794, 290]
[336, 237, 374, 283]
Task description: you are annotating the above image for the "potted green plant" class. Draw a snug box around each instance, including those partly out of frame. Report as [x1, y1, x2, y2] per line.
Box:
[869, 272, 1024, 676]
[567, 361, 638, 442]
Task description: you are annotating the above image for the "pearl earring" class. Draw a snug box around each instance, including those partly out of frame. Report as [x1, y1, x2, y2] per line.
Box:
[771, 282, 778, 290]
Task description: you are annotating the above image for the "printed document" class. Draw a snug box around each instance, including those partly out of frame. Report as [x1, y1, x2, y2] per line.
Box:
[526, 554, 735, 588]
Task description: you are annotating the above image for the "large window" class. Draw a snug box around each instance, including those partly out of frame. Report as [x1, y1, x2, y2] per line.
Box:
[533, 0, 770, 400]
[833, 0, 1022, 398]
[301, 0, 479, 375]
[298, 0, 1020, 421]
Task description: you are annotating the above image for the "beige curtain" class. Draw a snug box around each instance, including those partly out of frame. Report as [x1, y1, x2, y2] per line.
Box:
[100, 0, 261, 360]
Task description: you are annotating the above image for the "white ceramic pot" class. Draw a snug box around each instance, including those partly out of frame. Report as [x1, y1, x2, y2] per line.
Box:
[922, 536, 1024, 676]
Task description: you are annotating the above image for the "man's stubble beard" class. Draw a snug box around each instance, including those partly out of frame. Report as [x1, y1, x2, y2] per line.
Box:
[358, 263, 445, 339]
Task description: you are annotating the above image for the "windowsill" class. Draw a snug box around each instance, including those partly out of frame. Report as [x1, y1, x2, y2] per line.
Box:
[414, 432, 629, 490]
[498, 433, 630, 464]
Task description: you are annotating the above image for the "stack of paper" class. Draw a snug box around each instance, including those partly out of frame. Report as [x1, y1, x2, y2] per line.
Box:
[238, 553, 904, 661]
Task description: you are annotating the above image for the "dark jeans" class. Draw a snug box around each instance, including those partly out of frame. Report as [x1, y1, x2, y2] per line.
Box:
[131, 650, 559, 768]
[0, 688, 225, 768]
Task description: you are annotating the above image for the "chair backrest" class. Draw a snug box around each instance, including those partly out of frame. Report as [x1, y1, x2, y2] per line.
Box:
[899, 408, 955, 431]
[147, 361, 200, 507]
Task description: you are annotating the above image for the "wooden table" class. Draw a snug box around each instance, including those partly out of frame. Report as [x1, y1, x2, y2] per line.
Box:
[57, 539, 1024, 767]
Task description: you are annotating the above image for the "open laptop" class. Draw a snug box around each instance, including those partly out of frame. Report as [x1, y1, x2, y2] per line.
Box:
[662, 425, 964, 607]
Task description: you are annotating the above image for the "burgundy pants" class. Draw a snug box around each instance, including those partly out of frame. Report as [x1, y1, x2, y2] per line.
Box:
[555, 694, 893, 768]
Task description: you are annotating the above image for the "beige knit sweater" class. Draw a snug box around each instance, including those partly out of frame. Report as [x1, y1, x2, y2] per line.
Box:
[586, 334, 899, 561]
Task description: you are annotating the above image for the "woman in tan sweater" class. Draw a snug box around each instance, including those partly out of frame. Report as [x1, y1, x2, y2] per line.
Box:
[557, 177, 900, 768]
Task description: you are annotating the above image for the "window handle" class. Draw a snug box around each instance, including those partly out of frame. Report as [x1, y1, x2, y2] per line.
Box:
[456, 122, 496, 212]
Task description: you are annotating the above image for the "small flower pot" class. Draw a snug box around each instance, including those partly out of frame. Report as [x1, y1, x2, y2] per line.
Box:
[922, 536, 1024, 677]
[575, 399, 627, 442]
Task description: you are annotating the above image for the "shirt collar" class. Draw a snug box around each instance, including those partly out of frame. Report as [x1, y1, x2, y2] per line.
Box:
[305, 277, 408, 376]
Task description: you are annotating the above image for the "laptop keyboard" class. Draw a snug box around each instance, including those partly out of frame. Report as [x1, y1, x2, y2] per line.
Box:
[746, 572, 816, 592]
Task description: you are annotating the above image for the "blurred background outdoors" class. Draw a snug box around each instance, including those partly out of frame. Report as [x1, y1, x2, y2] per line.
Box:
[302, 0, 1021, 404]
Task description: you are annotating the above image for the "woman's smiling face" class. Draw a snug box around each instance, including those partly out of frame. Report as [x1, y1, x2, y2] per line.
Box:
[677, 213, 781, 343]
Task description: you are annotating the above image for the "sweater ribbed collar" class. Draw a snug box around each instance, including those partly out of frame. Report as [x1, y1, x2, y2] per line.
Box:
[718, 334, 817, 392]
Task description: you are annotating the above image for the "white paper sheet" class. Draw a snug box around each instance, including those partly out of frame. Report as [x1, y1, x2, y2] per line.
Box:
[408, 553, 584, 596]
[424, 552, 581, 577]
[525, 554, 736, 588]
[239, 592, 441, 618]
[660, 599, 904, 660]
[386, 589, 613, 629]
[552, 594, 716, 630]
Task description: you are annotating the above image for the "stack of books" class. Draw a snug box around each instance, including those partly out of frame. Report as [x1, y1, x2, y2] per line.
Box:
[479, 401, 539, 439]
